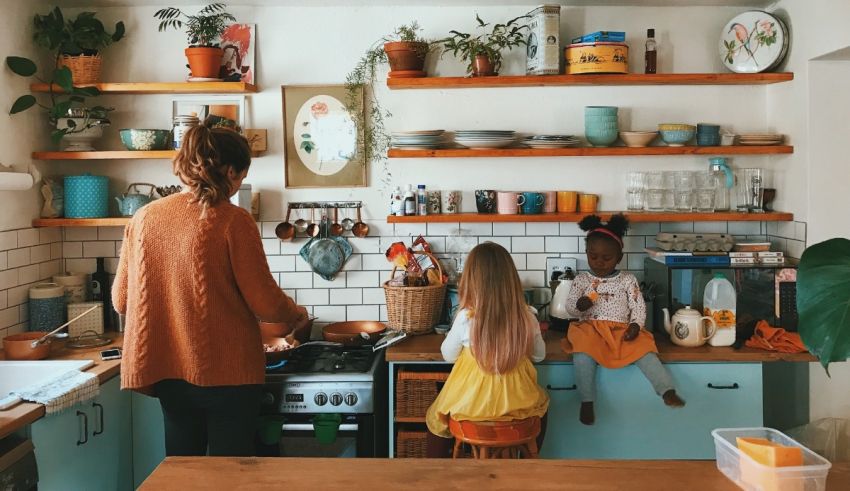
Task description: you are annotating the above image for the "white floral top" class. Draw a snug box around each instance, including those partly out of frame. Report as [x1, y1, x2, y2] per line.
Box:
[564, 271, 646, 327]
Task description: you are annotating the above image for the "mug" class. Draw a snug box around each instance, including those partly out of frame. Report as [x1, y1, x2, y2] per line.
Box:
[475, 190, 497, 214]
[426, 190, 442, 214]
[442, 190, 461, 214]
[579, 193, 599, 213]
[542, 191, 557, 213]
[496, 191, 521, 214]
[557, 191, 578, 212]
[520, 192, 545, 214]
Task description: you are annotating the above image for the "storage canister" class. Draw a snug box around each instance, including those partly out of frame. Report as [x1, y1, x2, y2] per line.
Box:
[67, 302, 104, 337]
[525, 4, 561, 75]
[64, 174, 109, 218]
[28, 283, 67, 332]
[173, 114, 200, 149]
[53, 272, 88, 303]
[565, 42, 629, 74]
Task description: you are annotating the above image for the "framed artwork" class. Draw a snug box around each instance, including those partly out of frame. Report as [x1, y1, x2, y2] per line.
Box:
[172, 95, 246, 130]
[282, 85, 366, 188]
[220, 23, 255, 83]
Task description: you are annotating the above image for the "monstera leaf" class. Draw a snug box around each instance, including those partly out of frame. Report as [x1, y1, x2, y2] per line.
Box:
[797, 238, 850, 372]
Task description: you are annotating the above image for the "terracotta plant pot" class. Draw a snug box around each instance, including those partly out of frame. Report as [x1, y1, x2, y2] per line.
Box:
[185, 46, 223, 79]
[472, 55, 496, 77]
[384, 41, 428, 78]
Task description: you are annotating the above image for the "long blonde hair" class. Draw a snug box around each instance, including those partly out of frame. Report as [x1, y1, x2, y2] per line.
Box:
[460, 242, 536, 374]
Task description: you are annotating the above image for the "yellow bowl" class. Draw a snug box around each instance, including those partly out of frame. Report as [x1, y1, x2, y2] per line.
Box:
[658, 124, 696, 132]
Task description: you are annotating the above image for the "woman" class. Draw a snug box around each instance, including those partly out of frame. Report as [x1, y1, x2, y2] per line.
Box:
[113, 121, 309, 457]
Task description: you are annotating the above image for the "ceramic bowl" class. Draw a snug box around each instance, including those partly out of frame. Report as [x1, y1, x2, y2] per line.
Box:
[586, 129, 619, 147]
[2, 332, 50, 360]
[658, 124, 696, 146]
[619, 131, 659, 147]
[585, 106, 619, 116]
[119, 129, 172, 151]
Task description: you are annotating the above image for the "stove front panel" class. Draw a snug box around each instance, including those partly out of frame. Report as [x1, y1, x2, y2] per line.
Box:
[262, 381, 374, 414]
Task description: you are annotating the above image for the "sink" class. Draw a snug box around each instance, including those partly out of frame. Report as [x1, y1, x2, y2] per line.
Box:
[0, 360, 95, 410]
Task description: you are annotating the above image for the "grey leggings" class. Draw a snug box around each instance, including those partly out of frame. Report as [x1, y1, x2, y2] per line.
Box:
[573, 352, 675, 402]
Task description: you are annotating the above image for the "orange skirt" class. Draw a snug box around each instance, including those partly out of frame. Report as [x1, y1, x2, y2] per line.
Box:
[562, 319, 658, 369]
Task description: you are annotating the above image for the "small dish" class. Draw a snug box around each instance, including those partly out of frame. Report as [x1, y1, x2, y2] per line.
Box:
[434, 326, 450, 335]
[619, 131, 658, 148]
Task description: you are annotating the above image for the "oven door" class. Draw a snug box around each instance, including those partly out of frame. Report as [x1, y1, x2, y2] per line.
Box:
[278, 414, 364, 458]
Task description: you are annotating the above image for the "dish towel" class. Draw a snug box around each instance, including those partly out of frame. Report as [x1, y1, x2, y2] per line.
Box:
[12, 369, 100, 414]
[744, 320, 808, 354]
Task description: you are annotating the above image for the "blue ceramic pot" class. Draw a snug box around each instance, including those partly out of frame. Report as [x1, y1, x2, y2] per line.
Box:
[585, 106, 619, 116]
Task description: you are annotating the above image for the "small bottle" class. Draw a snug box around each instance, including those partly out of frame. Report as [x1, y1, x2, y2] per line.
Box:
[416, 184, 427, 216]
[645, 28, 657, 74]
[91, 257, 114, 330]
[404, 184, 416, 216]
[391, 187, 404, 216]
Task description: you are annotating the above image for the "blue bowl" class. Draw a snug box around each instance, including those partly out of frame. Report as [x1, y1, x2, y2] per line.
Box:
[586, 129, 619, 147]
[697, 123, 720, 133]
[585, 106, 618, 116]
[696, 134, 721, 146]
[660, 129, 695, 147]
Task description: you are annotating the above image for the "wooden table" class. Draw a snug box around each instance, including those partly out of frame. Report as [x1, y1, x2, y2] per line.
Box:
[141, 457, 849, 490]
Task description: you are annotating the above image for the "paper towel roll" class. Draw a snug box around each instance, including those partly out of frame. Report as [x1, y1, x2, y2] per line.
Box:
[0, 171, 34, 191]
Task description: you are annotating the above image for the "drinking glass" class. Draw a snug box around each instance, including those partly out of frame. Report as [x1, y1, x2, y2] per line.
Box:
[675, 189, 694, 212]
[627, 190, 645, 210]
[676, 170, 695, 190]
[663, 171, 677, 211]
[645, 171, 664, 190]
[695, 171, 715, 191]
[736, 168, 770, 212]
[646, 189, 664, 211]
[695, 189, 716, 212]
[626, 171, 645, 192]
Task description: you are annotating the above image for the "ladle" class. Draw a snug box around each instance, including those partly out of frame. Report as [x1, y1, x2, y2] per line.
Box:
[352, 207, 369, 238]
[275, 205, 295, 241]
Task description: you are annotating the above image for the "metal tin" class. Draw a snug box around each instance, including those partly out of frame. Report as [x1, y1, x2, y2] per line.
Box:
[565, 42, 629, 74]
[526, 5, 561, 75]
[28, 283, 66, 332]
[64, 174, 109, 218]
[172, 115, 200, 149]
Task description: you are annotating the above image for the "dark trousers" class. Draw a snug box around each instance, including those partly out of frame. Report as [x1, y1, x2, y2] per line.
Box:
[155, 379, 262, 457]
[425, 413, 549, 458]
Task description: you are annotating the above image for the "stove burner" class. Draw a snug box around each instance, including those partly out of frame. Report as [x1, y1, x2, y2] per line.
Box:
[266, 344, 377, 374]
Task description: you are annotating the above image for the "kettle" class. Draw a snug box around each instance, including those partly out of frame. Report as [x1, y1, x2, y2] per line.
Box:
[549, 268, 575, 328]
[662, 305, 717, 347]
[115, 183, 156, 217]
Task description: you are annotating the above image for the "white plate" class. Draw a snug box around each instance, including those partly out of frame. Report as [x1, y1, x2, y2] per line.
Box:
[392, 130, 445, 136]
[187, 76, 224, 82]
[719, 11, 788, 73]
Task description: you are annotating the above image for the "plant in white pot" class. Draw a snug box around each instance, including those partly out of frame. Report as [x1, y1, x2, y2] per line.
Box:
[154, 3, 236, 80]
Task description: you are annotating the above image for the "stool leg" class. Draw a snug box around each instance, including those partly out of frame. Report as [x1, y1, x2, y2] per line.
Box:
[480, 446, 488, 459]
[452, 439, 462, 459]
[526, 440, 539, 459]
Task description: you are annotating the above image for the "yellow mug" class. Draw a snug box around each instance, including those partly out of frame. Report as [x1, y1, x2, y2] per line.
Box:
[579, 193, 599, 213]
[557, 191, 578, 212]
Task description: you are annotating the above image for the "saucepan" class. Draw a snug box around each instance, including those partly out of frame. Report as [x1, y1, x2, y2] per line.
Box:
[322, 320, 387, 346]
[263, 334, 301, 364]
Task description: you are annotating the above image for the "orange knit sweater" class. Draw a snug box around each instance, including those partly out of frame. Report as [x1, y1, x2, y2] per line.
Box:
[113, 193, 302, 392]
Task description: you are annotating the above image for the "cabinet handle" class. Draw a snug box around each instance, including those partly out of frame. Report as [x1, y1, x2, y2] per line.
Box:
[707, 382, 740, 390]
[76, 411, 88, 446]
[546, 384, 577, 391]
[92, 403, 104, 436]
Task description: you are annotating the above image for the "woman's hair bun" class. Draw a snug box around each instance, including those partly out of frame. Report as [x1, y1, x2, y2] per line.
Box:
[578, 214, 604, 232]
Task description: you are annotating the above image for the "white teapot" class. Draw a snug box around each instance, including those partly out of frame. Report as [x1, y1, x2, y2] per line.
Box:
[662, 306, 717, 347]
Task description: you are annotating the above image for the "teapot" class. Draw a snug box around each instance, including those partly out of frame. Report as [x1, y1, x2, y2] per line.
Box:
[116, 183, 156, 217]
[662, 305, 717, 347]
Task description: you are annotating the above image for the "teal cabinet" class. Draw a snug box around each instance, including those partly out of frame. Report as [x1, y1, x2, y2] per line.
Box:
[131, 392, 165, 488]
[30, 377, 132, 491]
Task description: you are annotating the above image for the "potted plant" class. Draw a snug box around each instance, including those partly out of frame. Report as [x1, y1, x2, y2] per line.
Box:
[154, 3, 236, 79]
[439, 14, 530, 77]
[33, 7, 125, 85]
[383, 22, 431, 78]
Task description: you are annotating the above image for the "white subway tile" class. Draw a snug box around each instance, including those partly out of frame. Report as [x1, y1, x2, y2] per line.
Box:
[426, 223, 460, 236]
[349, 237, 381, 254]
[693, 222, 728, 234]
[795, 222, 807, 243]
[526, 254, 551, 271]
[266, 255, 294, 273]
[393, 223, 422, 237]
[0, 231, 17, 251]
[329, 288, 362, 305]
[18, 265, 39, 285]
[628, 222, 660, 236]
[282, 288, 295, 298]
[379, 236, 403, 251]
[560, 254, 589, 272]
[313, 305, 346, 322]
[347, 305, 379, 320]
[7, 249, 30, 269]
[660, 222, 694, 233]
[765, 222, 779, 235]
[0, 291, 6, 310]
[280, 272, 313, 289]
[493, 223, 525, 236]
[83, 241, 116, 258]
[295, 256, 313, 272]
[50, 243, 62, 260]
[512, 237, 544, 253]
[510, 253, 527, 270]
[297, 289, 329, 306]
[361, 254, 391, 272]
[559, 222, 583, 236]
[280, 240, 305, 255]
[65, 227, 99, 241]
[545, 236, 578, 253]
[19, 304, 28, 323]
[628, 253, 647, 270]
[459, 223, 492, 236]
[342, 255, 362, 271]
[0, 251, 6, 270]
[484, 236, 512, 251]
[776, 221, 796, 239]
[17, 229, 39, 248]
[0, 307, 19, 329]
[379, 305, 388, 322]
[526, 223, 559, 236]
[769, 237, 786, 253]
[39, 260, 61, 280]
[7, 285, 28, 307]
[97, 227, 125, 241]
[261, 239, 280, 255]
[446, 235, 477, 254]
[261, 222, 278, 239]
[362, 288, 385, 305]
[347, 271, 380, 288]
[364, 221, 392, 238]
[728, 221, 761, 236]
[39, 228, 62, 244]
[30, 245, 51, 264]
[314, 273, 347, 288]
[518, 270, 546, 288]
[786, 239, 806, 259]
[0, 270, 19, 290]
[63, 242, 83, 258]
[622, 236, 645, 253]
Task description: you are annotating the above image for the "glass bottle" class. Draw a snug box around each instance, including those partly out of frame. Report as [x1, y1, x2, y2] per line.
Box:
[645, 28, 657, 74]
[403, 184, 416, 216]
[416, 184, 427, 216]
[91, 257, 114, 330]
[709, 157, 733, 211]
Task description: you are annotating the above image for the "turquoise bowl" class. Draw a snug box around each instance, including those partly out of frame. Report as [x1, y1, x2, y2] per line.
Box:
[585, 106, 619, 116]
[119, 129, 172, 151]
[660, 129, 696, 147]
[586, 129, 619, 147]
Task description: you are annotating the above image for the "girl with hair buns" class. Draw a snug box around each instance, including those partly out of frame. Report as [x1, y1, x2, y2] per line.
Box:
[113, 120, 309, 457]
[562, 214, 684, 426]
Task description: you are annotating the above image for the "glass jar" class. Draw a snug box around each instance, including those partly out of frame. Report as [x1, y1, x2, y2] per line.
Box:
[172, 115, 200, 149]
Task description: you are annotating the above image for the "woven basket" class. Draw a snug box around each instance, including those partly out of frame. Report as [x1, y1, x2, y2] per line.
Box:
[57, 54, 102, 85]
[396, 430, 429, 458]
[395, 370, 449, 418]
[383, 251, 446, 335]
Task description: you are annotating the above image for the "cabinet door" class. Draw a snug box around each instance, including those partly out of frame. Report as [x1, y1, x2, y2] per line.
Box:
[131, 392, 165, 488]
[30, 403, 90, 490]
[88, 377, 132, 491]
[535, 363, 579, 459]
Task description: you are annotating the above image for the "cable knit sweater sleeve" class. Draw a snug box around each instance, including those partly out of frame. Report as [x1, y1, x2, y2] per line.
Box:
[227, 209, 302, 323]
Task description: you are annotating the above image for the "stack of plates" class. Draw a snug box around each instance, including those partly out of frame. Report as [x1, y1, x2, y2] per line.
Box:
[738, 134, 784, 146]
[391, 130, 445, 149]
[523, 135, 582, 148]
[453, 130, 516, 149]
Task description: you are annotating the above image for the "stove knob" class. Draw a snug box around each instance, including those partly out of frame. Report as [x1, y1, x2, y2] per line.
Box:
[330, 392, 343, 406]
[344, 393, 358, 406]
[262, 392, 275, 406]
[314, 393, 328, 406]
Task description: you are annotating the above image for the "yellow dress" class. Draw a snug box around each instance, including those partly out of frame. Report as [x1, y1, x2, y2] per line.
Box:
[425, 348, 550, 438]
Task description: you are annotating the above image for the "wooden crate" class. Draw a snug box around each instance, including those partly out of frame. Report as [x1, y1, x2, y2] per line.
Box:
[396, 430, 429, 458]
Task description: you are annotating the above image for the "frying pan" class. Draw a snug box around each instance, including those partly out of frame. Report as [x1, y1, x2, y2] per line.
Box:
[322, 320, 387, 345]
[263, 334, 300, 364]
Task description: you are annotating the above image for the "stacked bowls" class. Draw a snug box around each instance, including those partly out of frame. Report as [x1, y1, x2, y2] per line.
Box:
[696, 124, 721, 146]
[658, 124, 696, 147]
[584, 106, 619, 147]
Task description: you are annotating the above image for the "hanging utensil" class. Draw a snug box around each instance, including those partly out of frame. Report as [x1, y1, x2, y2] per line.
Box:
[294, 207, 308, 234]
[341, 207, 355, 233]
[306, 207, 320, 237]
[331, 208, 344, 237]
[275, 204, 295, 241]
[352, 207, 369, 238]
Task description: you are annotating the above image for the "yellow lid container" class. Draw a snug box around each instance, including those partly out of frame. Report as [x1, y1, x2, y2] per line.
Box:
[565, 42, 629, 74]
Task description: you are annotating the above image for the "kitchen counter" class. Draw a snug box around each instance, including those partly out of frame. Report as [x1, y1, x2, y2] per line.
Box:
[387, 330, 817, 363]
[140, 457, 850, 490]
[0, 333, 124, 439]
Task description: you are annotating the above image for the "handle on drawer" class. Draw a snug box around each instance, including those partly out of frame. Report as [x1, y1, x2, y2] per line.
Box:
[76, 411, 88, 445]
[707, 382, 740, 390]
[92, 403, 104, 436]
[546, 384, 577, 391]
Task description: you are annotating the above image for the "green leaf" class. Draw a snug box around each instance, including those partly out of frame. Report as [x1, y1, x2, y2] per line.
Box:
[51, 100, 73, 119]
[6, 56, 37, 77]
[54, 66, 73, 92]
[51, 128, 67, 145]
[72, 86, 100, 97]
[10, 95, 36, 114]
[113, 21, 126, 42]
[798, 238, 850, 372]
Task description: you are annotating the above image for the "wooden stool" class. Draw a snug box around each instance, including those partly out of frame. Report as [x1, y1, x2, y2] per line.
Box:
[448, 416, 541, 459]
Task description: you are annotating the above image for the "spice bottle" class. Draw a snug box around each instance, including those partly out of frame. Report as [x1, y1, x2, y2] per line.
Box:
[645, 28, 657, 74]
[417, 185, 427, 216]
[404, 184, 416, 216]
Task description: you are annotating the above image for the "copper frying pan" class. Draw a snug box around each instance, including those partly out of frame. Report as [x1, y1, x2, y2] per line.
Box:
[322, 321, 387, 345]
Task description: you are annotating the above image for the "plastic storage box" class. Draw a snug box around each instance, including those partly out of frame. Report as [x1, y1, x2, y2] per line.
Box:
[712, 427, 831, 491]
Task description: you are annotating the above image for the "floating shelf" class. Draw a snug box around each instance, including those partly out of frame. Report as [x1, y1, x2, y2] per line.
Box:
[388, 145, 793, 159]
[33, 218, 130, 228]
[32, 151, 176, 160]
[30, 82, 257, 94]
[387, 211, 793, 223]
[387, 72, 794, 89]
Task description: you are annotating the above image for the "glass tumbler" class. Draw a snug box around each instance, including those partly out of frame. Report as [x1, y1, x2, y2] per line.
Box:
[736, 168, 770, 212]
[675, 189, 694, 212]
[663, 171, 677, 211]
[646, 189, 665, 211]
[695, 189, 716, 212]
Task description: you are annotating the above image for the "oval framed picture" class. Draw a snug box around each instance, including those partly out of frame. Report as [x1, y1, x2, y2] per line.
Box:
[719, 10, 788, 74]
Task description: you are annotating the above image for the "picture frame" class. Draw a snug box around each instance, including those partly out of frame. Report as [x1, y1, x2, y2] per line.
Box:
[220, 23, 255, 84]
[172, 95, 246, 131]
[282, 85, 366, 188]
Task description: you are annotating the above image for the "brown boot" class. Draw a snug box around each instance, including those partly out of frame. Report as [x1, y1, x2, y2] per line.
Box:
[663, 389, 686, 408]
[580, 401, 595, 425]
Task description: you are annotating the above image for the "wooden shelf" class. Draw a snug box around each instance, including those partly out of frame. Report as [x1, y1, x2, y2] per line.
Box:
[387, 72, 794, 89]
[33, 218, 130, 228]
[387, 211, 793, 223]
[388, 145, 793, 158]
[30, 82, 257, 94]
[32, 150, 176, 160]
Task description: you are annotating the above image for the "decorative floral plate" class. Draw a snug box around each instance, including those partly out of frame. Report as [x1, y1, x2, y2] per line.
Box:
[719, 10, 788, 73]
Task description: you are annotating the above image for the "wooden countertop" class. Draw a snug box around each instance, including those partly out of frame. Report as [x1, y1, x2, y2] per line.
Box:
[141, 457, 849, 491]
[0, 333, 124, 439]
[387, 330, 817, 363]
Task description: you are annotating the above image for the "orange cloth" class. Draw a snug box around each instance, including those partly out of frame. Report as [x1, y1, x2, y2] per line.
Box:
[563, 319, 658, 369]
[113, 193, 303, 393]
[744, 320, 807, 354]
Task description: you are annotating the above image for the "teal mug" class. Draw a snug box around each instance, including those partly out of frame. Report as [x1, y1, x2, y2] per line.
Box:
[520, 192, 545, 214]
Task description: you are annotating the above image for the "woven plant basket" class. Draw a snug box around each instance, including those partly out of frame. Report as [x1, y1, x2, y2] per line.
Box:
[57, 54, 102, 85]
[395, 370, 449, 418]
[396, 430, 429, 458]
[383, 251, 446, 335]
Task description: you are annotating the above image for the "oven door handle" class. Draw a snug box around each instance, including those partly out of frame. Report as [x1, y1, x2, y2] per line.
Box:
[281, 423, 359, 432]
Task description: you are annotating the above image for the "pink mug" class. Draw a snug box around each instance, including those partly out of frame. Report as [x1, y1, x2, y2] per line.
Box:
[542, 191, 557, 213]
[496, 191, 521, 214]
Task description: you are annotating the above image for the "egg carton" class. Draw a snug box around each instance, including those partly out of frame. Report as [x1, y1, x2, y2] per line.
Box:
[655, 233, 735, 252]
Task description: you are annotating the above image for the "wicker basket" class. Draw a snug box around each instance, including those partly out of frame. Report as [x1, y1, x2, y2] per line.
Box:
[396, 430, 429, 458]
[395, 370, 449, 418]
[383, 251, 446, 335]
[57, 54, 102, 85]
